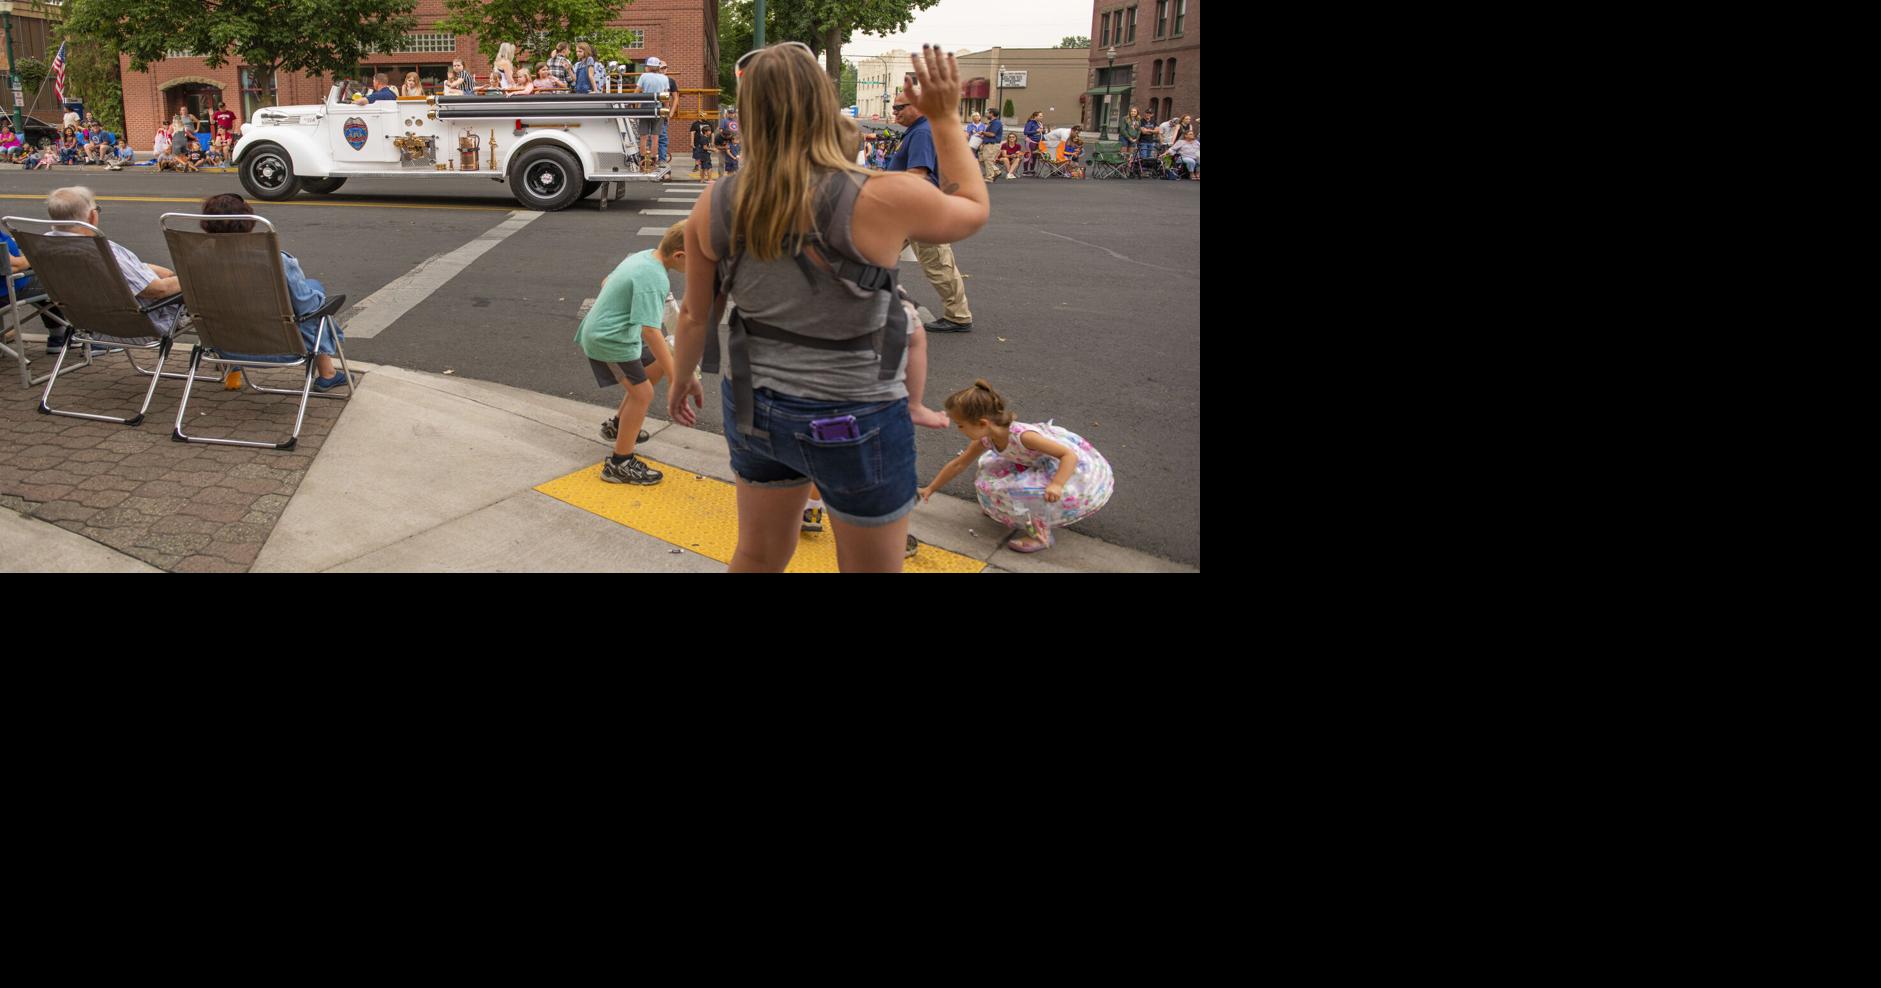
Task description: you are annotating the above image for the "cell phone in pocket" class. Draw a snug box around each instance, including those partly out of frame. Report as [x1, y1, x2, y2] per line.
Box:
[810, 415, 861, 442]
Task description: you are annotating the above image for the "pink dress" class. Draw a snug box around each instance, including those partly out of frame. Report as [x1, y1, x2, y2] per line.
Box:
[973, 421, 1114, 545]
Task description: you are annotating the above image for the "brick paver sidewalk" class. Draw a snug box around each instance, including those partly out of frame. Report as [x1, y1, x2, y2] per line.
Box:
[0, 351, 350, 571]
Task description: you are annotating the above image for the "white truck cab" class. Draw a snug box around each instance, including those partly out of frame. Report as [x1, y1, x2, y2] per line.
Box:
[233, 82, 672, 211]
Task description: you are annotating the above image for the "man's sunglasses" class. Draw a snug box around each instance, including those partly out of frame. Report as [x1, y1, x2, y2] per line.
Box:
[736, 41, 816, 80]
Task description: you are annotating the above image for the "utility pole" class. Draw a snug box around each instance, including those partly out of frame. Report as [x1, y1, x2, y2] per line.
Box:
[754, 0, 766, 49]
[2, 3, 23, 135]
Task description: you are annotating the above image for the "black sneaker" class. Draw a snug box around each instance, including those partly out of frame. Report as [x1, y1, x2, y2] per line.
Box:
[925, 319, 973, 334]
[906, 535, 920, 558]
[601, 454, 662, 485]
[599, 417, 650, 444]
[802, 507, 824, 532]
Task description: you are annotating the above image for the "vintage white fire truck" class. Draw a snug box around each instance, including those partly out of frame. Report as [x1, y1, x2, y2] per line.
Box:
[232, 81, 673, 211]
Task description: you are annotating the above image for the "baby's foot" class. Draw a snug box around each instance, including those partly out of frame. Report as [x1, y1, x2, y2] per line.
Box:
[911, 405, 950, 429]
[1007, 535, 1050, 553]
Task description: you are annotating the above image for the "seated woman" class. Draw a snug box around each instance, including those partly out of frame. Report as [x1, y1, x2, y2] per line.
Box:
[0, 122, 22, 158]
[1169, 128, 1200, 180]
[196, 193, 348, 391]
[995, 132, 1024, 178]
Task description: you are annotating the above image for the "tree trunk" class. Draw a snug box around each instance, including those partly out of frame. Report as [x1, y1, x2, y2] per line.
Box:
[825, 24, 842, 90]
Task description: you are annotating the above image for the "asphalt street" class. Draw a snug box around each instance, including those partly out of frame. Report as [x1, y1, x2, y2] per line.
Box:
[0, 167, 1201, 564]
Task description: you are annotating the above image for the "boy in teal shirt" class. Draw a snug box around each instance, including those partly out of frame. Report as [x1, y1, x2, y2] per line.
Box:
[576, 222, 685, 484]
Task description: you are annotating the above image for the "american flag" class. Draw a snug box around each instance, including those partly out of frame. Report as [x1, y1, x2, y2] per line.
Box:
[51, 42, 68, 104]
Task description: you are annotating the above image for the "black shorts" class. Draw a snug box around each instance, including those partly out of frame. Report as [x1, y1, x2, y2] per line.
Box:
[591, 352, 656, 388]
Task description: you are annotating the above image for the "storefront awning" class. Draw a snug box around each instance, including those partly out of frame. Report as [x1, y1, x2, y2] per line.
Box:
[157, 77, 226, 91]
[1084, 85, 1132, 96]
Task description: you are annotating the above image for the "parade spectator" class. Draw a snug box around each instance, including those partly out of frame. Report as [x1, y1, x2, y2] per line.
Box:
[492, 42, 519, 90]
[63, 107, 80, 130]
[505, 65, 537, 95]
[401, 72, 425, 97]
[203, 135, 228, 167]
[573, 42, 605, 93]
[152, 124, 173, 161]
[1157, 114, 1179, 147]
[890, 88, 974, 333]
[667, 43, 986, 572]
[31, 141, 56, 169]
[579, 221, 686, 486]
[1065, 131, 1086, 178]
[45, 186, 183, 339]
[688, 116, 715, 175]
[1135, 113, 1160, 171]
[1023, 110, 1043, 149]
[532, 64, 567, 91]
[966, 112, 987, 153]
[1121, 107, 1141, 156]
[636, 56, 672, 161]
[980, 108, 1003, 180]
[182, 109, 201, 135]
[995, 131, 1023, 178]
[112, 134, 135, 168]
[918, 380, 1114, 554]
[714, 118, 739, 174]
[58, 131, 81, 166]
[546, 42, 575, 87]
[1169, 129, 1199, 179]
[195, 193, 349, 390]
[2, 223, 68, 349]
[213, 100, 238, 142]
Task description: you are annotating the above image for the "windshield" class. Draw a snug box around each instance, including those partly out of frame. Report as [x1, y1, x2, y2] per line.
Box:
[334, 81, 357, 104]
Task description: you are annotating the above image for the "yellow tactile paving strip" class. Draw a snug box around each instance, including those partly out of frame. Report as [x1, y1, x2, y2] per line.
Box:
[535, 458, 986, 573]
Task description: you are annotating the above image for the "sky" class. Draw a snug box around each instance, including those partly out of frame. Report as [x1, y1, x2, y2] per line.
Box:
[837, 0, 1095, 59]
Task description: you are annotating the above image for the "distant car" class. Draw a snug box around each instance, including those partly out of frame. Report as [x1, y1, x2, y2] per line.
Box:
[232, 80, 675, 211]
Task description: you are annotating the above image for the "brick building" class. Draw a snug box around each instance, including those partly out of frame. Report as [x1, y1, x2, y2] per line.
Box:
[1085, 0, 1199, 139]
[116, 0, 710, 155]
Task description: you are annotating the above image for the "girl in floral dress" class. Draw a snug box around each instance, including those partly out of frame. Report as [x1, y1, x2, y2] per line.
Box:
[919, 380, 1114, 553]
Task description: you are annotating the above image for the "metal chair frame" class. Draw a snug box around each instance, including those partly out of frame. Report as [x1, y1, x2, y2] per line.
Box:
[3, 217, 200, 426]
[159, 213, 356, 451]
[3, 265, 81, 389]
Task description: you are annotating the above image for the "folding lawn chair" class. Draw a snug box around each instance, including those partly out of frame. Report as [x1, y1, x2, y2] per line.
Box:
[3, 216, 198, 425]
[1033, 139, 1070, 178]
[1087, 142, 1126, 179]
[3, 262, 76, 390]
[158, 212, 355, 451]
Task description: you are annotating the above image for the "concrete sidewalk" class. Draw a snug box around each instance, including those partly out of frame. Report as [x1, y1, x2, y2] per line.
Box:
[4, 360, 1194, 573]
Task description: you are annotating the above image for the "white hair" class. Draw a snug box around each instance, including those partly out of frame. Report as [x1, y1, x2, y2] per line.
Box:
[47, 186, 95, 222]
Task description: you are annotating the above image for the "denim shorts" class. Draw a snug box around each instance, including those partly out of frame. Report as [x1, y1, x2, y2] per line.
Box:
[721, 378, 917, 527]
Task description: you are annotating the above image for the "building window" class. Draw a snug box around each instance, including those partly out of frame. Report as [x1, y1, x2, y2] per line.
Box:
[1163, 97, 1172, 120]
[1175, 0, 1187, 35]
[1127, 6, 1137, 44]
[1166, 58, 1176, 86]
[1100, 12, 1110, 46]
[354, 63, 453, 92]
[239, 66, 277, 121]
[166, 49, 198, 59]
[1153, 60, 1162, 86]
[395, 33, 458, 54]
[1156, 1, 1167, 38]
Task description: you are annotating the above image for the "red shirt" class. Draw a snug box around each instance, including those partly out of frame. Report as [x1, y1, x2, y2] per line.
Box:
[212, 109, 237, 136]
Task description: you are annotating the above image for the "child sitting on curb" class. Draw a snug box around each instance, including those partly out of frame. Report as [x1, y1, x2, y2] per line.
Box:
[577, 221, 686, 485]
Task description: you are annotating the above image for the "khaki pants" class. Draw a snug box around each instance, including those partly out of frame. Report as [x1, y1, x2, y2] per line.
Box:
[909, 240, 971, 324]
[979, 141, 1001, 180]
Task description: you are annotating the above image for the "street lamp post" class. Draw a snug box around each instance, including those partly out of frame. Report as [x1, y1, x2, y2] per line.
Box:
[997, 62, 1004, 125]
[754, 0, 766, 49]
[1104, 45, 1117, 138]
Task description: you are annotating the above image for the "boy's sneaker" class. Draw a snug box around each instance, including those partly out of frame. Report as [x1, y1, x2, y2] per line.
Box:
[599, 417, 648, 444]
[601, 454, 662, 485]
[801, 507, 824, 532]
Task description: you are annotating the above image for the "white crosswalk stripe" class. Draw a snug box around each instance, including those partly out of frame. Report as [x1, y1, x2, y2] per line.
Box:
[640, 209, 691, 215]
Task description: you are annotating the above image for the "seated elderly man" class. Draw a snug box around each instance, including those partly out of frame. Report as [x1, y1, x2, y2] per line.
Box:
[43, 186, 183, 349]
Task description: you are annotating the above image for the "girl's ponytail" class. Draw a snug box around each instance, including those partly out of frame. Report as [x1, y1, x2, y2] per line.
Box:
[946, 380, 1014, 426]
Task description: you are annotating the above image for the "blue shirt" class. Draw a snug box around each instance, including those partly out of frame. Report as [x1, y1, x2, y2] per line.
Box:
[366, 87, 398, 103]
[886, 116, 938, 186]
[2, 229, 38, 297]
[637, 71, 671, 95]
[985, 117, 1003, 141]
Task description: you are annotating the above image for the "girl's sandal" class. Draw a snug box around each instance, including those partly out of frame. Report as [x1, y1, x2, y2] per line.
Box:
[1007, 535, 1049, 554]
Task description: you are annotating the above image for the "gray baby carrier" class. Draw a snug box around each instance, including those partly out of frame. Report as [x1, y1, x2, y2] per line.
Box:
[704, 169, 909, 438]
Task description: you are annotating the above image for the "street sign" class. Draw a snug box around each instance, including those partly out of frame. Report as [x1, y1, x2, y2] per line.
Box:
[999, 70, 1028, 88]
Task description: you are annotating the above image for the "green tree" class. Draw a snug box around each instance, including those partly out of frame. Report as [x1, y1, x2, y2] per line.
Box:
[15, 56, 49, 96]
[1060, 36, 1091, 49]
[63, 0, 418, 108]
[437, 0, 638, 61]
[1003, 97, 1015, 120]
[720, 0, 940, 91]
[840, 59, 857, 107]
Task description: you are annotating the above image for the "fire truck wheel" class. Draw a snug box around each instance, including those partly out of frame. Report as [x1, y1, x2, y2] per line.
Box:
[240, 144, 302, 201]
[509, 146, 584, 211]
[302, 178, 348, 195]
[582, 180, 601, 199]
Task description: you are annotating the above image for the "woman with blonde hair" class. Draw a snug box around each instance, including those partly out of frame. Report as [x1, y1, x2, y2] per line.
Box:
[491, 42, 518, 90]
[667, 44, 989, 572]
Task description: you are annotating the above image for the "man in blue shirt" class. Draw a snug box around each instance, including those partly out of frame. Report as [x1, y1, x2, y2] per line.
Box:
[364, 73, 398, 103]
[887, 95, 974, 333]
[636, 57, 672, 162]
[981, 112, 1004, 180]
